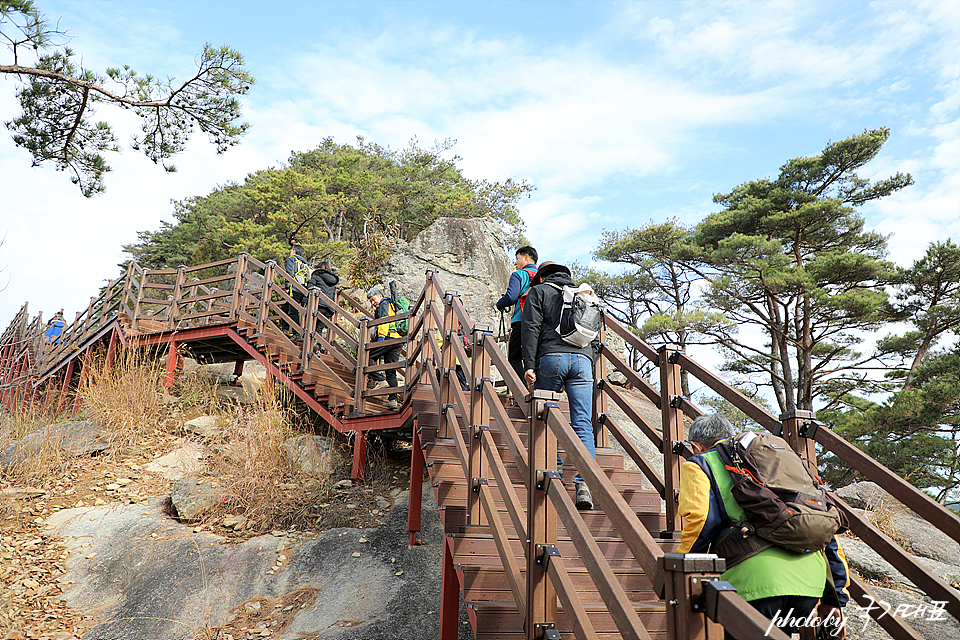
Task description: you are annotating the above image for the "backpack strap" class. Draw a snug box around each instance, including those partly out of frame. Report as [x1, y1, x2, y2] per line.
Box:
[702, 448, 772, 568]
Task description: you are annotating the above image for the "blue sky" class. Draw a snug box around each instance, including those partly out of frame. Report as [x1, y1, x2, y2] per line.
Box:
[1, 0, 958, 331]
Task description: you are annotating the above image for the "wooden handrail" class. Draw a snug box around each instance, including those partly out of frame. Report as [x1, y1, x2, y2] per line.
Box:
[603, 314, 659, 363]
[599, 413, 666, 496]
[545, 479, 652, 640]
[707, 587, 791, 640]
[480, 423, 528, 542]
[816, 427, 960, 544]
[601, 346, 661, 409]
[544, 406, 663, 581]
[481, 336, 527, 409]
[674, 352, 780, 433]
[599, 380, 664, 451]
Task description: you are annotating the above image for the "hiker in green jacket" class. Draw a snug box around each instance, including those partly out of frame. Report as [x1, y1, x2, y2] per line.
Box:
[677, 414, 850, 638]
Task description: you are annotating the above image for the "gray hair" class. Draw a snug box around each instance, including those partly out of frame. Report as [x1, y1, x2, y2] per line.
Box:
[688, 414, 736, 448]
[366, 286, 384, 300]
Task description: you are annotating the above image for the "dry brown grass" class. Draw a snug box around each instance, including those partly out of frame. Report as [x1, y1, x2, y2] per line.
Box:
[79, 346, 166, 453]
[197, 390, 342, 533]
[865, 490, 909, 544]
[0, 411, 69, 489]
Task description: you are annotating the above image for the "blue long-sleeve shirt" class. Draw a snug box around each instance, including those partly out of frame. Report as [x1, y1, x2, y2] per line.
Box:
[496, 264, 537, 324]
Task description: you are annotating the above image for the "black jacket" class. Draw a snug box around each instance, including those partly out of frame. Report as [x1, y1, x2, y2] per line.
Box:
[308, 269, 339, 317]
[520, 271, 599, 372]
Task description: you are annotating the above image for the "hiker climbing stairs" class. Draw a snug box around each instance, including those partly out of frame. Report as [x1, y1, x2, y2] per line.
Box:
[3, 254, 958, 640]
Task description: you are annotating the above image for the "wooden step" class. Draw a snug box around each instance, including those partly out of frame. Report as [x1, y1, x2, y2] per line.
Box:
[428, 456, 646, 488]
[457, 565, 658, 603]
[466, 599, 666, 639]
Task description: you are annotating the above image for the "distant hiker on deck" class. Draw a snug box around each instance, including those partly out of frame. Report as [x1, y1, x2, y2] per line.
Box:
[44, 310, 66, 344]
[308, 261, 340, 323]
[366, 286, 403, 411]
[282, 243, 310, 338]
[495, 245, 538, 382]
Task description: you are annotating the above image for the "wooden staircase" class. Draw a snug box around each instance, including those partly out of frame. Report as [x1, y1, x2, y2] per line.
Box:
[412, 385, 673, 639]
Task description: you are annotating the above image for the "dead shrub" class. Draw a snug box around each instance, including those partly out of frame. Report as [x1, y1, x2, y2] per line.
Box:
[199, 391, 341, 532]
[0, 413, 68, 487]
[80, 346, 166, 453]
[865, 491, 908, 545]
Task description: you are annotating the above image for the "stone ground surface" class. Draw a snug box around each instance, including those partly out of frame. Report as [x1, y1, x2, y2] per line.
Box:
[0, 419, 472, 640]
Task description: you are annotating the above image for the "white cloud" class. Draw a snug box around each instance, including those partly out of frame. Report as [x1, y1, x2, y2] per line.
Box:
[3, 0, 958, 327]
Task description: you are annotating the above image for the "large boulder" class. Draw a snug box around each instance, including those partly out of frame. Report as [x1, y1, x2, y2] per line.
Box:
[44, 482, 460, 640]
[381, 217, 512, 332]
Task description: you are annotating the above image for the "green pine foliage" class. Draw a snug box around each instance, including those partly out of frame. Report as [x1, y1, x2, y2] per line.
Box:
[123, 137, 532, 283]
[821, 346, 960, 500]
[2, 1, 253, 196]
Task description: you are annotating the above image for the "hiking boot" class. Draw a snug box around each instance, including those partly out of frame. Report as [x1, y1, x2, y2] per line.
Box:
[371, 380, 389, 391]
[387, 398, 399, 410]
[575, 483, 593, 511]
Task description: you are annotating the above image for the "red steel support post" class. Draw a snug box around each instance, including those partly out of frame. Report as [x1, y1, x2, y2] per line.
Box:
[439, 538, 461, 640]
[71, 349, 92, 417]
[57, 360, 75, 414]
[103, 327, 119, 377]
[351, 431, 367, 483]
[408, 418, 424, 547]
[163, 340, 179, 390]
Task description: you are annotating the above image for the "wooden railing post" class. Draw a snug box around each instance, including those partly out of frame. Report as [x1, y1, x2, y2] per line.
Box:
[659, 552, 726, 639]
[301, 290, 319, 372]
[526, 390, 560, 640]
[659, 344, 684, 533]
[354, 317, 370, 416]
[439, 291, 458, 416]
[132, 268, 150, 333]
[119, 262, 136, 316]
[467, 324, 492, 527]
[167, 266, 187, 331]
[81, 297, 96, 339]
[229, 253, 248, 319]
[258, 262, 276, 337]
[780, 409, 818, 471]
[593, 318, 609, 449]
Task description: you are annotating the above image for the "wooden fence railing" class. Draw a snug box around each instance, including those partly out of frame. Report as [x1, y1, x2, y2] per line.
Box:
[0, 254, 409, 418]
[2, 256, 957, 639]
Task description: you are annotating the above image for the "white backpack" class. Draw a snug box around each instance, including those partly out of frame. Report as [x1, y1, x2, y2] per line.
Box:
[548, 283, 603, 347]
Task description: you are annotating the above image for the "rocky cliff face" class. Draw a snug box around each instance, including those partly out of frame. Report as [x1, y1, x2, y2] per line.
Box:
[379, 217, 512, 333]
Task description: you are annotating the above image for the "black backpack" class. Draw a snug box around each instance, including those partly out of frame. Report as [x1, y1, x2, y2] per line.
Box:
[711, 431, 847, 566]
